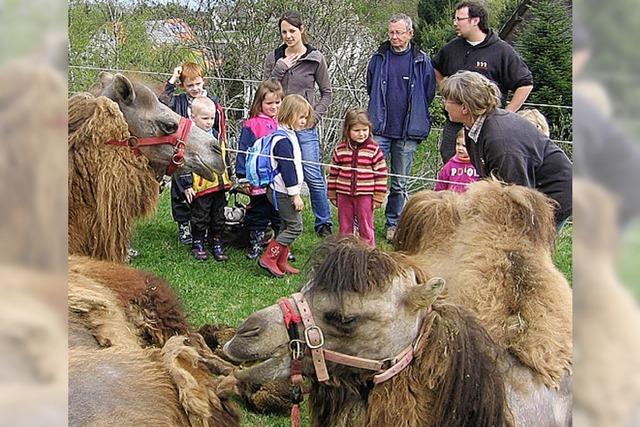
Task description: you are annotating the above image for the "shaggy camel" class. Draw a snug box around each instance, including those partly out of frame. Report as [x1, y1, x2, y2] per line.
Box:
[225, 237, 570, 426]
[69, 338, 240, 427]
[394, 179, 572, 389]
[69, 257, 241, 426]
[69, 254, 191, 348]
[572, 180, 640, 427]
[68, 72, 225, 262]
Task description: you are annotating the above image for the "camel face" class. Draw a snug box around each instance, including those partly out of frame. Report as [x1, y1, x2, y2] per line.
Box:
[224, 238, 443, 384]
[97, 73, 224, 180]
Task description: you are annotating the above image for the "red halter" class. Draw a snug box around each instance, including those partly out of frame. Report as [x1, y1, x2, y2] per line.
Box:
[277, 292, 432, 427]
[105, 116, 192, 176]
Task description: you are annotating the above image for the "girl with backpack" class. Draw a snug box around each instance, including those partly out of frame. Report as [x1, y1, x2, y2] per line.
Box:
[236, 79, 284, 259]
[258, 94, 313, 277]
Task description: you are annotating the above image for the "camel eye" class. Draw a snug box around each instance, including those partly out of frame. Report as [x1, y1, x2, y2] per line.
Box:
[324, 312, 359, 332]
[159, 120, 178, 135]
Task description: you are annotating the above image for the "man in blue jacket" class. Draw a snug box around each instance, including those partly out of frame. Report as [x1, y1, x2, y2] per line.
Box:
[367, 13, 436, 242]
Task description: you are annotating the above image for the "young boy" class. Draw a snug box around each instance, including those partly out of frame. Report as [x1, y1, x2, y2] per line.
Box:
[159, 62, 225, 245]
[178, 97, 232, 261]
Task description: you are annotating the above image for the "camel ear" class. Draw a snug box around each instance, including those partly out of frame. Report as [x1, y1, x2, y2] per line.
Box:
[112, 74, 136, 105]
[407, 277, 446, 311]
[87, 72, 115, 96]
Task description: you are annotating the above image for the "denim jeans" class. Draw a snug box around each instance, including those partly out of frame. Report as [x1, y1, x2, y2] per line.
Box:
[296, 127, 332, 231]
[375, 135, 419, 229]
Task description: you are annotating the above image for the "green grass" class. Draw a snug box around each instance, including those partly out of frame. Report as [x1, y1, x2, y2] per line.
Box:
[130, 190, 573, 426]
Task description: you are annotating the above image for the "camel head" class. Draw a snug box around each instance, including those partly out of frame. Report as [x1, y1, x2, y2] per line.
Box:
[224, 237, 445, 384]
[92, 72, 223, 181]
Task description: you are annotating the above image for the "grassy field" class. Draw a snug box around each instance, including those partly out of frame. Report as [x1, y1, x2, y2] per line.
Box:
[131, 190, 573, 426]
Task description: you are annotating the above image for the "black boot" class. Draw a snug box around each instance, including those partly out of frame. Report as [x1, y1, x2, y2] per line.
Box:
[246, 231, 265, 260]
[211, 236, 229, 262]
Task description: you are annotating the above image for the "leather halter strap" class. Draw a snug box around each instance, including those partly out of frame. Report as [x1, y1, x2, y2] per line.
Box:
[283, 292, 430, 385]
[105, 116, 192, 176]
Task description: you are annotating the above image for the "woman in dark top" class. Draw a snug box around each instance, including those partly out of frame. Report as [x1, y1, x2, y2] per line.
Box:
[440, 70, 572, 227]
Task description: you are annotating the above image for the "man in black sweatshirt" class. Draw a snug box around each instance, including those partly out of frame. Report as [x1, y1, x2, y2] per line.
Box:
[432, 0, 533, 163]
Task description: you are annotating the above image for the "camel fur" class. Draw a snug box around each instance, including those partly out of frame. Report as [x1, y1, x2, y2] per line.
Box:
[198, 323, 294, 416]
[69, 342, 239, 427]
[70, 254, 190, 347]
[395, 178, 572, 388]
[68, 256, 241, 426]
[310, 303, 511, 427]
[68, 92, 159, 263]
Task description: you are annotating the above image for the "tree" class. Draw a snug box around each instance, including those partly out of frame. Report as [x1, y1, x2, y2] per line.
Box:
[514, 0, 572, 142]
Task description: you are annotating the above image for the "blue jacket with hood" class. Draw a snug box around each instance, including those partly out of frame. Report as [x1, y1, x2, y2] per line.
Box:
[366, 41, 436, 141]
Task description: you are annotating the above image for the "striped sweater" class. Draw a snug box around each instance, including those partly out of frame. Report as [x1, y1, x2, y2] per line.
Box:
[328, 138, 388, 204]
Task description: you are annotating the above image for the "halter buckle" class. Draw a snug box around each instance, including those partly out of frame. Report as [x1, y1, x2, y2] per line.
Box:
[289, 339, 305, 360]
[304, 325, 324, 349]
[127, 135, 139, 148]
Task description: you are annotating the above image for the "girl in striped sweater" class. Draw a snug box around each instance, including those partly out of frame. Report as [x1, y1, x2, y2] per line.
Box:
[328, 109, 388, 247]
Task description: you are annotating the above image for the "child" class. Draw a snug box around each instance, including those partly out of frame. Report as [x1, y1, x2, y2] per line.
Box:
[327, 109, 388, 247]
[434, 128, 479, 193]
[178, 97, 232, 261]
[159, 62, 225, 246]
[517, 108, 551, 137]
[258, 95, 312, 277]
[236, 79, 283, 260]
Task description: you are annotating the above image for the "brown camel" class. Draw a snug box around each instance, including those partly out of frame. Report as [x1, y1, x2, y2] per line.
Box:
[225, 237, 570, 426]
[68, 72, 224, 262]
[68, 257, 241, 426]
[69, 337, 240, 427]
[394, 179, 572, 389]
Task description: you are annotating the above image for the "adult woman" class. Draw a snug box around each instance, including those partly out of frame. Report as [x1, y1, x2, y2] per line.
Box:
[440, 70, 572, 228]
[264, 11, 333, 237]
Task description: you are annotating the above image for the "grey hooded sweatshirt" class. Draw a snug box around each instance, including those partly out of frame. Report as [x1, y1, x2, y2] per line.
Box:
[264, 44, 333, 124]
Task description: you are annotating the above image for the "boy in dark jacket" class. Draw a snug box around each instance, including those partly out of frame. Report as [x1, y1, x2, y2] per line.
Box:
[159, 62, 224, 245]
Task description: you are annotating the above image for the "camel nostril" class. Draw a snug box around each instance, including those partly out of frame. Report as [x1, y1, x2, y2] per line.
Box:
[237, 325, 261, 337]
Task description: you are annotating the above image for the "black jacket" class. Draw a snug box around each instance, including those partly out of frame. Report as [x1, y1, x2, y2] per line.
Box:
[466, 109, 572, 225]
[432, 30, 533, 103]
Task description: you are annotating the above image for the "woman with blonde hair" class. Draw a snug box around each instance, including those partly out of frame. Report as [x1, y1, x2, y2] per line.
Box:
[440, 70, 572, 228]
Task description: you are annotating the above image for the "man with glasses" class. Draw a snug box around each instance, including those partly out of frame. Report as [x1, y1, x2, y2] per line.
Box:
[432, 0, 533, 163]
[367, 13, 436, 242]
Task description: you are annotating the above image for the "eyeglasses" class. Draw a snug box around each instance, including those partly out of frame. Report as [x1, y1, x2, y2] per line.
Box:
[453, 16, 471, 22]
[388, 30, 409, 37]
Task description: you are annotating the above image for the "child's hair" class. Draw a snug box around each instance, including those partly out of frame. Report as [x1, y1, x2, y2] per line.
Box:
[249, 79, 284, 118]
[517, 108, 550, 137]
[455, 128, 465, 142]
[342, 109, 372, 142]
[278, 94, 314, 129]
[179, 62, 204, 84]
[191, 96, 216, 116]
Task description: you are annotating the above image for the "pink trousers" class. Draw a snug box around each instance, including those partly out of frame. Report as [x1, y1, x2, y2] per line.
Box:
[337, 193, 375, 247]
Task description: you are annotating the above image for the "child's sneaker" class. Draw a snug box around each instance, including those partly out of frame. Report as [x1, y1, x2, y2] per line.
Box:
[211, 237, 229, 262]
[178, 222, 192, 245]
[191, 240, 208, 261]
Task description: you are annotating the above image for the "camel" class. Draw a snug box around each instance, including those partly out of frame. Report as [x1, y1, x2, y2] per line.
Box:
[394, 179, 572, 389]
[224, 237, 570, 426]
[68, 72, 225, 262]
[572, 180, 640, 427]
[68, 256, 242, 426]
